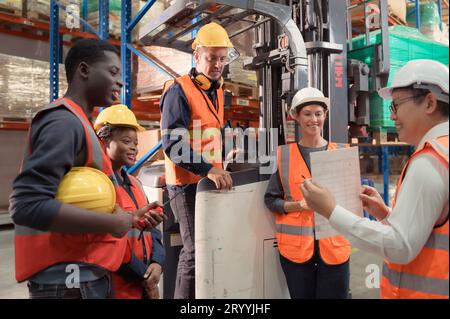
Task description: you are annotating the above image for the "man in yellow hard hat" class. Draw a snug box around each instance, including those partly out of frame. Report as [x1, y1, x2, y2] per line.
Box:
[9, 39, 159, 299]
[160, 22, 237, 298]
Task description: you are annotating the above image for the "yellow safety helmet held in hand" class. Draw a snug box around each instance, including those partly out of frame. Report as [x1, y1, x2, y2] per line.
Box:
[94, 104, 146, 132]
[192, 22, 239, 64]
[56, 167, 116, 213]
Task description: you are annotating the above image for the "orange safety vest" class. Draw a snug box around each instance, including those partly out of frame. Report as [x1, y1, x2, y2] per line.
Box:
[112, 174, 153, 299]
[163, 75, 224, 185]
[381, 135, 449, 299]
[276, 142, 351, 265]
[14, 98, 129, 282]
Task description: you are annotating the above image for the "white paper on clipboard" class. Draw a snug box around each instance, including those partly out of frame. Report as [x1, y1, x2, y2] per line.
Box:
[310, 146, 363, 239]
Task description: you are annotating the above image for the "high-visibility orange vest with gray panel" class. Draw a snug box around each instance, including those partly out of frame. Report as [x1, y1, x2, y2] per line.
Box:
[164, 75, 224, 185]
[276, 142, 351, 265]
[14, 98, 128, 282]
[113, 174, 153, 299]
[381, 135, 449, 299]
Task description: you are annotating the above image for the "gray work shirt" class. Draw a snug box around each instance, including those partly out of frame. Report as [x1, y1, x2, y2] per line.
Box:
[9, 107, 107, 284]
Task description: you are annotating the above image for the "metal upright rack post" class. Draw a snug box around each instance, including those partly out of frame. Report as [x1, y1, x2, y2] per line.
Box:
[121, 0, 132, 107]
[49, 0, 60, 102]
[99, 0, 109, 39]
[49, 0, 111, 101]
[121, 0, 175, 108]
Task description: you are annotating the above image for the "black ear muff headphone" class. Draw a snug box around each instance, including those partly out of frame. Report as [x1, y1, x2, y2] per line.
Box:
[190, 69, 223, 91]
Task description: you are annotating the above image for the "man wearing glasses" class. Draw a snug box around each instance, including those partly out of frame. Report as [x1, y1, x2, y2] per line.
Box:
[300, 59, 449, 299]
[160, 22, 237, 299]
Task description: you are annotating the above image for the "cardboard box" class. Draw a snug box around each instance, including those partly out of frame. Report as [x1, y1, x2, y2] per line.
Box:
[137, 129, 164, 162]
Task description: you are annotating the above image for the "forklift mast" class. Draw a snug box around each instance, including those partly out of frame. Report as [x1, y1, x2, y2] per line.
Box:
[248, 0, 349, 147]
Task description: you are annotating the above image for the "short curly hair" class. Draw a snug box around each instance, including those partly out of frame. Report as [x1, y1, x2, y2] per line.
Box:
[96, 124, 122, 142]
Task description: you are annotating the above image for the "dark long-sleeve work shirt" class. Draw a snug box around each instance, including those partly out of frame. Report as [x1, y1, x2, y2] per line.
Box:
[160, 81, 220, 180]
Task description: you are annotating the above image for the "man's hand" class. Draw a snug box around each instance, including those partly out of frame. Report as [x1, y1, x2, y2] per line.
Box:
[207, 167, 233, 190]
[300, 179, 336, 219]
[143, 263, 162, 299]
[110, 205, 133, 238]
[360, 185, 390, 220]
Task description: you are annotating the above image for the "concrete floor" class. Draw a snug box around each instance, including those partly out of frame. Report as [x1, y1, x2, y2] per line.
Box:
[0, 226, 27, 298]
[0, 226, 381, 299]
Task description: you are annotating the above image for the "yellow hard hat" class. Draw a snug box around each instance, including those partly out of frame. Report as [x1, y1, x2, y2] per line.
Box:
[94, 104, 146, 132]
[192, 22, 234, 50]
[56, 167, 116, 213]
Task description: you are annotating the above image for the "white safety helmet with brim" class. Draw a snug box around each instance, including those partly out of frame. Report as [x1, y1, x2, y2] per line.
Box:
[378, 59, 449, 104]
[289, 87, 330, 117]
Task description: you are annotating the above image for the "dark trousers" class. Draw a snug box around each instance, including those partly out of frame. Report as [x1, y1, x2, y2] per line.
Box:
[168, 183, 197, 299]
[28, 275, 112, 299]
[279, 242, 350, 299]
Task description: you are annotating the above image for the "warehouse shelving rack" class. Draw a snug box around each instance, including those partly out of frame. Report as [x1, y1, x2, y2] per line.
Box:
[0, 0, 177, 125]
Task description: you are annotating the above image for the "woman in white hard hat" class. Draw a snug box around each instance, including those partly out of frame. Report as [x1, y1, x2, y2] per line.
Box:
[301, 59, 449, 299]
[95, 105, 166, 299]
[264, 87, 351, 299]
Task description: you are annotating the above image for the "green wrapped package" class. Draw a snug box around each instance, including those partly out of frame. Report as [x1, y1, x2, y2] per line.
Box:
[87, 0, 122, 13]
[406, 1, 441, 28]
[348, 25, 449, 129]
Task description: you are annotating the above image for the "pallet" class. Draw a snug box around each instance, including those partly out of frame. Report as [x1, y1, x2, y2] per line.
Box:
[0, 3, 22, 16]
[26, 10, 49, 22]
[0, 115, 31, 122]
[0, 116, 32, 130]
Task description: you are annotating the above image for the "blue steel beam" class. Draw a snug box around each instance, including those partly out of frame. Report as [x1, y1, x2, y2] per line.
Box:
[127, 44, 175, 80]
[82, 0, 88, 32]
[121, 0, 132, 108]
[122, 0, 164, 173]
[415, 0, 421, 29]
[99, 0, 109, 39]
[127, 141, 163, 174]
[50, 0, 60, 102]
[128, 0, 157, 33]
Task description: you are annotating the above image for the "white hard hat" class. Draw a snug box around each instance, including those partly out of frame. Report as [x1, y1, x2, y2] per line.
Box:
[289, 87, 330, 117]
[378, 59, 449, 103]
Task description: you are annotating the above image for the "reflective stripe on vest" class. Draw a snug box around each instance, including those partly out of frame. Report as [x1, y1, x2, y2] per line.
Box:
[112, 172, 152, 299]
[275, 142, 351, 265]
[276, 224, 315, 236]
[382, 263, 449, 297]
[14, 98, 127, 282]
[163, 75, 224, 185]
[381, 135, 449, 299]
